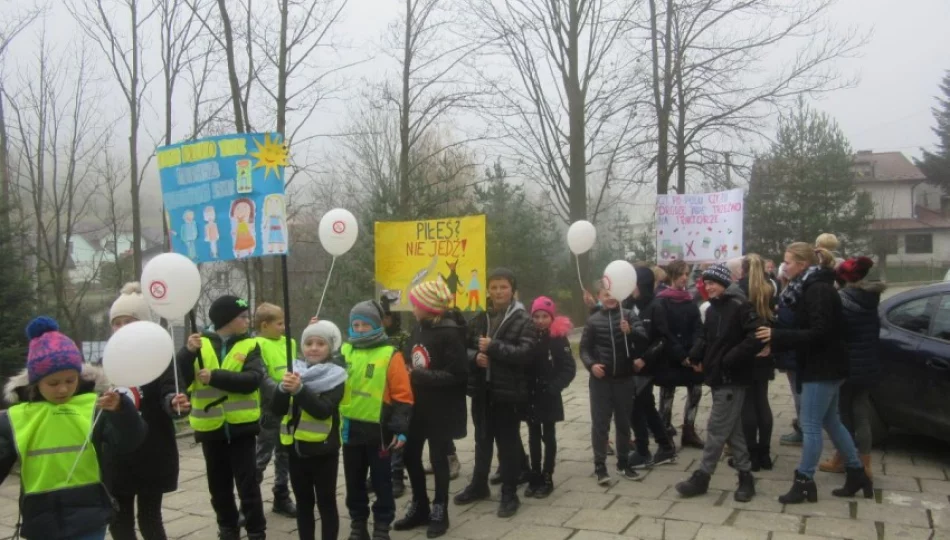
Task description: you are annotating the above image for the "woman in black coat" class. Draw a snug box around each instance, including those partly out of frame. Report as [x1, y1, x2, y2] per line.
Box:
[394, 282, 468, 538]
[758, 244, 872, 505]
[523, 297, 576, 499]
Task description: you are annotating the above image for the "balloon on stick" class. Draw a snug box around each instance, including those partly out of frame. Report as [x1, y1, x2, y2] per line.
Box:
[103, 321, 175, 387]
[316, 208, 359, 318]
[567, 220, 597, 292]
[141, 253, 202, 320]
[602, 260, 638, 356]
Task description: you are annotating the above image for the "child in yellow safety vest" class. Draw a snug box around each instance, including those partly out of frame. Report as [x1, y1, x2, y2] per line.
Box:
[272, 319, 347, 540]
[341, 300, 414, 540]
[253, 302, 298, 518]
[0, 317, 146, 540]
[177, 295, 267, 540]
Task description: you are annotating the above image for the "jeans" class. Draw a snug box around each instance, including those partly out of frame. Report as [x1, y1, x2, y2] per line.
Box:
[741, 379, 773, 450]
[700, 387, 750, 475]
[343, 443, 395, 526]
[839, 382, 873, 455]
[403, 419, 451, 504]
[471, 394, 523, 491]
[110, 489, 167, 540]
[631, 380, 673, 455]
[256, 412, 291, 497]
[659, 385, 702, 429]
[201, 436, 266, 533]
[527, 421, 556, 475]
[289, 451, 339, 540]
[786, 371, 801, 415]
[589, 377, 635, 467]
[798, 380, 862, 479]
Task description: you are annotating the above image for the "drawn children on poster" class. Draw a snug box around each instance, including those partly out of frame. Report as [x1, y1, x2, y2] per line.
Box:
[236, 159, 253, 193]
[204, 206, 220, 259]
[262, 194, 288, 254]
[466, 269, 481, 310]
[439, 260, 462, 308]
[180, 210, 199, 259]
[231, 198, 257, 258]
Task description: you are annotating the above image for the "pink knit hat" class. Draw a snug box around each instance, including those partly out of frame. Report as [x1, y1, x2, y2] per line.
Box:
[531, 296, 556, 317]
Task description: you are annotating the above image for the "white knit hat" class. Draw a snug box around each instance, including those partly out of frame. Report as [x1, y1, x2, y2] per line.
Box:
[301, 320, 343, 353]
[109, 282, 152, 323]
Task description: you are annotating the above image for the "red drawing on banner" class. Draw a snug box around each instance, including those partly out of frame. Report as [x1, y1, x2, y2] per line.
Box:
[332, 220, 346, 234]
[149, 280, 168, 300]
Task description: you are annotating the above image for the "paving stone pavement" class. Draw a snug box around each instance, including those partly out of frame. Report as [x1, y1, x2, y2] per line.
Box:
[2, 371, 949, 540]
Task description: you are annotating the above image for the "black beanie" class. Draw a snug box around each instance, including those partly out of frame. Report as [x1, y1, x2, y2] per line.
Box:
[488, 267, 517, 292]
[702, 264, 733, 288]
[209, 295, 250, 329]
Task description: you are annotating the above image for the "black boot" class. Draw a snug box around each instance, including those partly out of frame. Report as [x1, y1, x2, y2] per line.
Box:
[393, 474, 406, 499]
[373, 523, 391, 540]
[247, 533, 266, 540]
[832, 466, 873, 499]
[524, 472, 542, 498]
[497, 486, 521, 518]
[680, 424, 705, 449]
[535, 472, 554, 499]
[349, 521, 371, 540]
[218, 527, 241, 540]
[735, 471, 756, 502]
[778, 470, 818, 504]
[453, 483, 490, 505]
[758, 445, 773, 470]
[393, 499, 431, 531]
[675, 470, 710, 498]
[427, 502, 449, 538]
[489, 467, 503, 485]
[749, 445, 761, 472]
[273, 492, 297, 518]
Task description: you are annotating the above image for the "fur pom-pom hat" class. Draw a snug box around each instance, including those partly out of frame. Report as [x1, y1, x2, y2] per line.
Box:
[25, 317, 84, 384]
[110, 282, 151, 323]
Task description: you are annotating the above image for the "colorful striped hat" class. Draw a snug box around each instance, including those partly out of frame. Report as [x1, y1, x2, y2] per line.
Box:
[410, 281, 453, 314]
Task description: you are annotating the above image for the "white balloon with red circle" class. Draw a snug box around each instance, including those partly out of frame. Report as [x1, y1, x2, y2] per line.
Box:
[410, 344, 431, 370]
[319, 208, 359, 256]
[141, 252, 202, 320]
[602, 260, 638, 301]
[103, 321, 174, 387]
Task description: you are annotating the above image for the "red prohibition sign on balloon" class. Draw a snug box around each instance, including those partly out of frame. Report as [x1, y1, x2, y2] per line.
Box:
[602, 275, 612, 291]
[332, 220, 346, 234]
[149, 280, 168, 300]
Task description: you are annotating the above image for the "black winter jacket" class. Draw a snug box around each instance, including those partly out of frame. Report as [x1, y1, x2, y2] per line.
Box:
[527, 317, 577, 423]
[271, 365, 345, 458]
[644, 286, 705, 388]
[0, 365, 146, 540]
[580, 306, 649, 379]
[738, 275, 778, 382]
[771, 268, 849, 390]
[406, 317, 469, 440]
[176, 331, 265, 443]
[689, 289, 766, 387]
[840, 281, 885, 387]
[467, 302, 538, 403]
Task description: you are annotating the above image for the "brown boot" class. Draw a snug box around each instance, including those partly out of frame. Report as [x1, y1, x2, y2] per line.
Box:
[680, 424, 705, 449]
[861, 454, 873, 480]
[819, 452, 845, 474]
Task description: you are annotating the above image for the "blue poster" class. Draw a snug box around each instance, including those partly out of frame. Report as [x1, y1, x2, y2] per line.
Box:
[157, 133, 290, 263]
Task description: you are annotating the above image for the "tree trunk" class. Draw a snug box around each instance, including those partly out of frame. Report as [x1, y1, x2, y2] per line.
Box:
[0, 89, 9, 229]
[650, 0, 674, 195]
[130, 0, 142, 278]
[567, 0, 589, 282]
[398, 0, 412, 218]
[217, 0, 246, 133]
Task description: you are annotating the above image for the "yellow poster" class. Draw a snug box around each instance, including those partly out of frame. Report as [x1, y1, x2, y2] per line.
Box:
[375, 215, 486, 312]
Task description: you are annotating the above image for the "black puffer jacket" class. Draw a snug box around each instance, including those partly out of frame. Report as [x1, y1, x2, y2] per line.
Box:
[840, 281, 885, 387]
[406, 316, 468, 440]
[271, 359, 346, 459]
[467, 302, 538, 403]
[527, 317, 577, 423]
[580, 306, 649, 379]
[771, 267, 849, 390]
[689, 288, 766, 387]
[646, 286, 705, 388]
[773, 301, 798, 372]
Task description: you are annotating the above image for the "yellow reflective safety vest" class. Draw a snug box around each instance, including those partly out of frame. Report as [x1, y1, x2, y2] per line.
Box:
[258, 336, 297, 383]
[339, 343, 394, 424]
[189, 337, 261, 432]
[7, 393, 101, 494]
[280, 400, 333, 445]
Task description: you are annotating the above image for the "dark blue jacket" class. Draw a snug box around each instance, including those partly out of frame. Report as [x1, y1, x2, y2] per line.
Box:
[839, 281, 885, 387]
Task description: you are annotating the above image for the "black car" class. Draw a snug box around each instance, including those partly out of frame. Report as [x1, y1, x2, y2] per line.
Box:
[874, 282, 950, 444]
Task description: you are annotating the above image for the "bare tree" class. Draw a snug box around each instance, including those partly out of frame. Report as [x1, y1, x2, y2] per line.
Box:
[158, 0, 206, 145]
[6, 36, 110, 330]
[642, 0, 866, 194]
[94, 153, 133, 291]
[69, 0, 160, 278]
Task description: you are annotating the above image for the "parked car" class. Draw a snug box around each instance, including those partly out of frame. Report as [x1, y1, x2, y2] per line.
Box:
[874, 281, 950, 444]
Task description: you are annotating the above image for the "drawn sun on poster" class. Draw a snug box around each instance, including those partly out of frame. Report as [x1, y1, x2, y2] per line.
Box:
[249, 133, 289, 181]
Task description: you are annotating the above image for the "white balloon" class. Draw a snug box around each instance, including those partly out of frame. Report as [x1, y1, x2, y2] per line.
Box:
[103, 321, 174, 387]
[603, 260, 638, 301]
[141, 253, 202, 320]
[319, 208, 359, 256]
[567, 220, 597, 254]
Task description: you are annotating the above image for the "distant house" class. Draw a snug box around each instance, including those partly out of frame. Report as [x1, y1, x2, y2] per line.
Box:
[66, 227, 165, 285]
[853, 151, 950, 264]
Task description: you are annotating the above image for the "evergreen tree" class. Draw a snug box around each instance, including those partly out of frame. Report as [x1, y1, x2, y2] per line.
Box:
[916, 71, 950, 191]
[745, 99, 874, 260]
[0, 206, 34, 383]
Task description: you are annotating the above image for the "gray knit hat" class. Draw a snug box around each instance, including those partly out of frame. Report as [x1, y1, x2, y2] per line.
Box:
[702, 263, 733, 288]
[301, 320, 343, 352]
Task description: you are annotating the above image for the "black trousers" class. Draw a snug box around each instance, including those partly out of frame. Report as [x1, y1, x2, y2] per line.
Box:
[289, 451, 339, 540]
[403, 418, 452, 504]
[741, 379, 773, 450]
[110, 489, 167, 540]
[527, 421, 556, 475]
[472, 394, 523, 492]
[632, 381, 674, 455]
[343, 443, 395, 526]
[201, 436, 266, 534]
